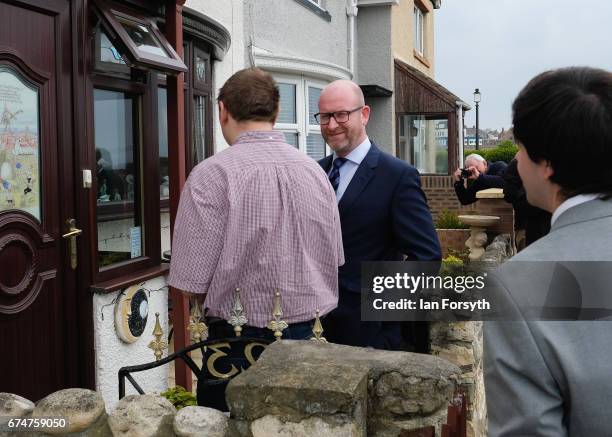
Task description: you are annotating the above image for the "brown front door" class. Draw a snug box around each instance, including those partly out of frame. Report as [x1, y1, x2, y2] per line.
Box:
[0, 0, 91, 401]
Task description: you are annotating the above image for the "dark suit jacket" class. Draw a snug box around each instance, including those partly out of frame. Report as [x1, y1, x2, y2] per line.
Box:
[454, 160, 507, 205]
[319, 142, 441, 293]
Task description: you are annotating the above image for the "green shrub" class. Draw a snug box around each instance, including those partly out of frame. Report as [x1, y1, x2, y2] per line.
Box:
[463, 140, 518, 164]
[436, 209, 469, 229]
[485, 141, 518, 163]
[161, 386, 197, 410]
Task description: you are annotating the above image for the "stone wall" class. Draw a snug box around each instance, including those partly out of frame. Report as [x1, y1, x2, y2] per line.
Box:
[1, 341, 464, 437]
[0, 390, 228, 437]
[429, 233, 513, 437]
[226, 341, 461, 437]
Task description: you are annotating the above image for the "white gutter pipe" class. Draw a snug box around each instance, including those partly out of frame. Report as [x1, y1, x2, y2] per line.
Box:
[347, 0, 358, 77]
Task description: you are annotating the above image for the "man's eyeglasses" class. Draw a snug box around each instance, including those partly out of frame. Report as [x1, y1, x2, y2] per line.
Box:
[314, 107, 363, 125]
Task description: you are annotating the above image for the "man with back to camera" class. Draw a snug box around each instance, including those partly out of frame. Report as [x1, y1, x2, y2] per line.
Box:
[453, 153, 507, 205]
[168, 68, 344, 408]
[316, 80, 441, 351]
[484, 67, 612, 436]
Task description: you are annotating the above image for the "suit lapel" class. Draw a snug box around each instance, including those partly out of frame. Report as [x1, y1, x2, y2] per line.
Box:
[320, 154, 333, 174]
[338, 143, 381, 216]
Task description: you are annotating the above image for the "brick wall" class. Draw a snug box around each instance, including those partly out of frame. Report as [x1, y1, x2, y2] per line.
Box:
[421, 175, 476, 222]
[422, 175, 515, 242]
[474, 197, 514, 237]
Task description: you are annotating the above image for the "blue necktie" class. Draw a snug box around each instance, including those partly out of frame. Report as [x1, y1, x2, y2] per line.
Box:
[329, 158, 347, 191]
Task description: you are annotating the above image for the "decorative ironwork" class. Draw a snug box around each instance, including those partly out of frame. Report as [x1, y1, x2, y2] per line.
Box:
[267, 290, 288, 341]
[310, 310, 327, 343]
[148, 312, 168, 361]
[187, 299, 208, 343]
[227, 288, 247, 336]
[119, 336, 272, 412]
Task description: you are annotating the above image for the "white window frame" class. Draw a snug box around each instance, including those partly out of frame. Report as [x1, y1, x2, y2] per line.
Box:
[413, 5, 425, 56]
[274, 76, 302, 148]
[274, 74, 330, 159]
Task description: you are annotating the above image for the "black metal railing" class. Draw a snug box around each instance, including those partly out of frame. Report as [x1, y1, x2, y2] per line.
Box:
[119, 336, 272, 410]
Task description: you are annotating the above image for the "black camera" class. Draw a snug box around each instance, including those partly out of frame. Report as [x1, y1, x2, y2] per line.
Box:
[460, 168, 473, 179]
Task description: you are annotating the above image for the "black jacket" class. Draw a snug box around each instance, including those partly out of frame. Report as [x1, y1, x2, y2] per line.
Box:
[454, 160, 507, 205]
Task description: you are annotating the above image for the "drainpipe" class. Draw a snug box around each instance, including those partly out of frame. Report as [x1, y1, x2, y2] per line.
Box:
[347, 0, 358, 78]
[456, 101, 466, 168]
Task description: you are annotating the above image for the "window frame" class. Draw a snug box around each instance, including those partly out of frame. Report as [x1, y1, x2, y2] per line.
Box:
[93, 0, 187, 74]
[275, 75, 303, 148]
[304, 80, 327, 160]
[274, 74, 329, 159]
[413, 5, 425, 57]
[396, 112, 452, 176]
[89, 73, 162, 283]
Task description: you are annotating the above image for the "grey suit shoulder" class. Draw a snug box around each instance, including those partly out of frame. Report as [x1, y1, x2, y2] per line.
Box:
[485, 198, 612, 437]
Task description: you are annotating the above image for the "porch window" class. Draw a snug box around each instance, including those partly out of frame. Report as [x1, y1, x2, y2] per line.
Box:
[92, 0, 186, 74]
[91, 12, 163, 281]
[398, 114, 448, 174]
[94, 89, 144, 267]
[274, 75, 328, 160]
[157, 41, 214, 260]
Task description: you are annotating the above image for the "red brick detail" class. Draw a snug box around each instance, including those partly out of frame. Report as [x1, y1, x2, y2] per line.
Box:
[474, 198, 514, 236]
[421, 175, 476, 222]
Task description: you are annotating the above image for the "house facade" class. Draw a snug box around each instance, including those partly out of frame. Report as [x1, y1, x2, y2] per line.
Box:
[1, 0, 469, 409]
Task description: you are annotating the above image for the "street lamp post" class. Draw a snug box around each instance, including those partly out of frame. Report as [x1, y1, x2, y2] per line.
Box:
[474, 88, 481, 150]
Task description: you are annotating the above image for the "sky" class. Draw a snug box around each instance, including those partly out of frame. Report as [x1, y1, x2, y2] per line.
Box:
[435, 0, 612, 131]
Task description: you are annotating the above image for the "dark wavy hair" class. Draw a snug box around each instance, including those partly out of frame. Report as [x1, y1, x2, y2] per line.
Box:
[512, 67, 612, 199]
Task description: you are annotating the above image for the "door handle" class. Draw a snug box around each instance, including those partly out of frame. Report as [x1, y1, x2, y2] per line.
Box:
[62, 219, 82, 270]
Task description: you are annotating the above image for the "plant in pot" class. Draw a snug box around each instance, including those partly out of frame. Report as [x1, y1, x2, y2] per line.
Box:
[435, 210, 471, 257]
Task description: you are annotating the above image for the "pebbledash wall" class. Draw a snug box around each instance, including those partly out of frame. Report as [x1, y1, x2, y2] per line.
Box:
[92, 276, 169, 411]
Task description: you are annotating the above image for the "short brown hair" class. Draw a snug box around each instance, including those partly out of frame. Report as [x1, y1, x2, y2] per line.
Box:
[217, 68, 279, 123]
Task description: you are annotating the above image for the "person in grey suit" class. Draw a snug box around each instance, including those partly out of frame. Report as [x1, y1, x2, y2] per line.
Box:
[484, 67, 612, 436]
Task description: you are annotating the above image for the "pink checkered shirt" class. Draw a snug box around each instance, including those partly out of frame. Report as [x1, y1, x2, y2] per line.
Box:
[168, 131, 344, 328]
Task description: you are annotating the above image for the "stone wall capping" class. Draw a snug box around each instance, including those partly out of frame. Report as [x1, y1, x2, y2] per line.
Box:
[226, 340, 461, 436]
[475, 188, 504, 199]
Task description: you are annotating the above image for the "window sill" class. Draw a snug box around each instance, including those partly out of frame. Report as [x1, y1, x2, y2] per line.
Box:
[413, 50, 431, 68]
[293, 0, 332, 22]
[91, 263, 170, 294]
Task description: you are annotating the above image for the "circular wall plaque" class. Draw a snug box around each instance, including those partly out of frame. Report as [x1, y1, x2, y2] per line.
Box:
[114, 284, 149, 343]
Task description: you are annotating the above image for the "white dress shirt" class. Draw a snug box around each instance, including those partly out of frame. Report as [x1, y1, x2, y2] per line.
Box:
[551, 193, 603, 226]
[330, 137, 371, 202]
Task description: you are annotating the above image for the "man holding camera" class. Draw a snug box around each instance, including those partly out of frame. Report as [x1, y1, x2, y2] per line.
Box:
[453, 153, 507, 205]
